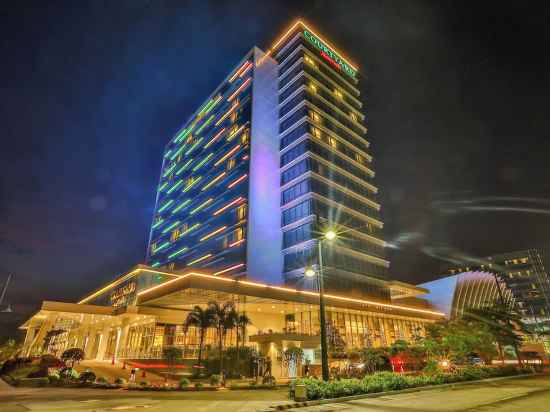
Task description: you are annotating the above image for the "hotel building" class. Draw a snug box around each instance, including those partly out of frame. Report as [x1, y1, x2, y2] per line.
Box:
[20, 20, 444, 378]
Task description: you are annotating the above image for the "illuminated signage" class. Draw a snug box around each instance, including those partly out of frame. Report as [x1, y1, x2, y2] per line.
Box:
[110, 281, 136, 307]
[303, 30, 357, 78]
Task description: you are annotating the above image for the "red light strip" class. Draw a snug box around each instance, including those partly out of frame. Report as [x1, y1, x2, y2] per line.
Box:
[239, 63, 252, 78]
[229, 61, 251, 83]
[204, 128, 226, 149]
[213, 263, 245, 276]
[227, 78, 252, 102]
[227, 174, 248, 189]
[213, 197, 244, 216]
[214, 144, 241, 166]
[228, 239, 245, 248]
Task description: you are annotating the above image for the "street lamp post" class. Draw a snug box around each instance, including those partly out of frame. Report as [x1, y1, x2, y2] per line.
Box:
[305, 229, 336, 381]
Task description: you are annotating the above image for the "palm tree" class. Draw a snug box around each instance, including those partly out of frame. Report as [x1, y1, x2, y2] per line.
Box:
[184, 305, 216, 367]
[208, 301, 238, 373]
[463, 303, 528, 365]
[235, 313, 252, 370]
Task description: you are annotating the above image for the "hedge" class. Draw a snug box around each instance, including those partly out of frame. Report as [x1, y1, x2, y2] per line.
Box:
[292, 365, 535, 400]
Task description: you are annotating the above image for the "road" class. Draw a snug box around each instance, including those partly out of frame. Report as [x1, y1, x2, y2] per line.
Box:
[0, 374, 549, 412]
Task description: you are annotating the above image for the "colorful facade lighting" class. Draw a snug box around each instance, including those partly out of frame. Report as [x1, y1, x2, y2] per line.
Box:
[227, 78, 252, 102]
[213, 197, 244, 216]
[169, 144, 186, 161]
[181, 223, 200, 236]
[157, 199, 174, 213]
[214, 144, 241, 166]
[162, 163, 177, 177]
[166, 180, 184, 194]
[151, 219, 164, 230]
[204, 128, 226, 149]
[153, 241, 170, 254]
[200, 226, 227, 242]
[182, 176, 202, 193]
[188, 254, 212, 265]
[161, 220, 181, 234]
[215, 102, 239, 126]
[168, 247, 188, 259]
[227, 125, 245, 141]
[158, 182, 168, 192]
[213, 263, 245, 276]
[201, 172, 226, 191]
[171, 199, 191, 215]
[192, 153, 214, 171]
[175, 159, 194, 175]
[229, 61, 251, 83]
[227, 174, 248, 189]
[196, 115, 215, 135]
[190, 198, 213, 215]
[185, 137, 204, 156]
[228, 239, 245, 248]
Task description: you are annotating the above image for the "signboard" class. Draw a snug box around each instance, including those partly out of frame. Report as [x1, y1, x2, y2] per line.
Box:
[303, 30, 357, 78]
[110, 281, 136, 307]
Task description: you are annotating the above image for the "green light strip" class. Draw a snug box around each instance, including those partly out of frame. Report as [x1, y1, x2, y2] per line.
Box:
[181, 223, 200, 236]
[157, 199, 174, 213]
[170, 144, 187, 161]
[171, 199, 191, 214]
[192, 153, 213, 171]
[168, 247, 188, 259]
[198, 100, 214, 117]
[162, 220, 181, 234]
[185, 137, 204, 156]
[166, 180, 184, 194]
[164, 149, 172, 158]
[176, 159, 194, 175]
[182, 176, 202, 193]
[158, 182, 168, 192]
[190, 198, 212, 215]
[154, 241, 170, 253]
[174, 127, 192, 144]
[151, 219, 164, 230]
[196, 115, 215, 135]
[151, 262, 160, 268]
[163, 163, 177, 177]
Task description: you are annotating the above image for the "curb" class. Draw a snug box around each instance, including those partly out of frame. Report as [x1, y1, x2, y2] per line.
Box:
[264, 373, 539, 411]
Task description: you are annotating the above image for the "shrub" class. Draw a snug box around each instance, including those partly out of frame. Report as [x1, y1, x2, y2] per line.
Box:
[79, 371, 96, 383]
[140, 380, 150, 387]
[27, 368, 48, 378]
[59, 367, 79, 381]
[47, 374, 60, 384]
[179, 377, 190, 388]
[209, 374, 221, 386]
[96, 376, 108, 384]
[194, 382, 203, 389]
[423, 359, 440, 375]
[114, 377, 126, 385]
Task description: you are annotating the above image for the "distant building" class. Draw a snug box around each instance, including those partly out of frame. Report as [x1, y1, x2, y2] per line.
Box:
[418, 270, 514, 319]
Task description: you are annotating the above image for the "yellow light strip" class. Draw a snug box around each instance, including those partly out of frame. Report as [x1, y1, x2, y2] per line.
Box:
[229, 61, 251, 83]
[215, 102, 239, 126]
[227, 125, 245, 141]
[201, 171, 226, 191]
[213, 197, 244, 216]
[200, 226, 227, 241]
[188, 254, 212, 265]
[239, 63, 252, 78]
[228, 238, 245, 248]
[213, 263, 245, 276]
[204, 128, 226, 149]
[227, 78, 252, 102]
[136, 271, 445, 316]
[214, 144, 241, 167]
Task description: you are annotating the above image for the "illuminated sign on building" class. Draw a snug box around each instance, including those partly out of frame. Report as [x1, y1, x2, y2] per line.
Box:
[303, 30, 357, 78]
[110, 281, 136, 307]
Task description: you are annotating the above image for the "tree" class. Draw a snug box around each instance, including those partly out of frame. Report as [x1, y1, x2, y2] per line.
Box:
[208, 301, 238, 374]
[235, 313, 252, 371]
[163, 346, 182, 374]
[389, 339, 409, 357]
[61, 347, 84, 367]
[463, 303, 528, 365]
[361, 347, 387, 374]
[0, 339, 21, 363]
[184, 305, 216, 368]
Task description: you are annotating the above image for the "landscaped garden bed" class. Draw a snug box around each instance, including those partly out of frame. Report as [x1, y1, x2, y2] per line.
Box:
[291, 365, 536, 400]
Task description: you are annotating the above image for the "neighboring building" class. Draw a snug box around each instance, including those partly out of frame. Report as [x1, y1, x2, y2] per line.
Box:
[487, 249, 550, 320]
[145, 20, 389, 299]
[418, 270, 514, 319]
[20, 20, 444, 378]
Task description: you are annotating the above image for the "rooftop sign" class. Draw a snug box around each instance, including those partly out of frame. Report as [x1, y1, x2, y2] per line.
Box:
[303, 29, 357, 78]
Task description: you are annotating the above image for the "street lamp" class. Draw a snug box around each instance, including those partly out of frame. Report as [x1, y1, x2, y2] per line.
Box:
[304, 228, 336, 381]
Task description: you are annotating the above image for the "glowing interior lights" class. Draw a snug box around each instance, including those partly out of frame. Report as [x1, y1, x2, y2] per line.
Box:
[192, 153, 214, 171]
[161, 220, 180, 234]
[214, 144, 241, 166]
[213, 197, 244, 216]
[213, 263, 245, 276]
[188, 253, 212, 265]
[204, 128, 226, 149]
[196, 115, 215, 136]
[227, 174, 248, 189]
[181, 223, 200, 236]
[215, 102, 239, 126]
[168, 247, 188, 259]
[190, 198, 213, 215]
[227, 125, 245, 141]
[166, 180, 184, 194]
[185, 137, 204, 156]
[182, 176, 202, 193]
[227, 78, 252, 102]
[171, 199, 191, 214]
[163, 163, 177, 177]
[158, 182, 168, 192]
[176, 159, 194, 175]
[157, 199, 174, 213]
[201, 172, 226, 191]
[151, 219, 164, 230]
[200, 226, 227, 241]
[228, 239, 245, 248]
[229, 61, 251, 83]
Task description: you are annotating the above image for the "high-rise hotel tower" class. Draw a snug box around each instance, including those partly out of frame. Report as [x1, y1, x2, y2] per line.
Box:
[146, 21, 390, 299]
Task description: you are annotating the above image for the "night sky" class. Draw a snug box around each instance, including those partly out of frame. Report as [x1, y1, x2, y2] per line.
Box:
[1, 1, 550, 341]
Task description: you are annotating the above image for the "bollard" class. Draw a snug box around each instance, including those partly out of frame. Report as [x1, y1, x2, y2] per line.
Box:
[294, 384, 307, 402]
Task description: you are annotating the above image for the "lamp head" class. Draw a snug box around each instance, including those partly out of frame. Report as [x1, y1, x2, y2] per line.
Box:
[324, 230, 337, 241]
[304, 268, 316, 278]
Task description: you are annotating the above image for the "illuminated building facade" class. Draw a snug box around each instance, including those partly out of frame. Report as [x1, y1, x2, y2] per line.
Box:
[20, 21, 445, 378]
[146, 21, 389, 299]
